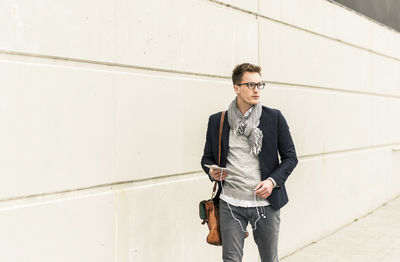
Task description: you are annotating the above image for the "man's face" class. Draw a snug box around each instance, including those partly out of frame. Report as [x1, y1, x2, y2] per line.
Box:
[234, 72, 262, 107]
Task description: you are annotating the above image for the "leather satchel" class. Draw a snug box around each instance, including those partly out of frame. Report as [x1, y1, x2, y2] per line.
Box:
[199, 111, 226, 246]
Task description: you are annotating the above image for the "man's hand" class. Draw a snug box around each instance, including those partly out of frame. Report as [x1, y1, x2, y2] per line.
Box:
[210, 168, 228, 181]
[254, 179, 274, 199]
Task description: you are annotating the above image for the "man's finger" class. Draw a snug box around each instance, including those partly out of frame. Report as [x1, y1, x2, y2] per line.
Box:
[254, 182, 263, 191]
[211, 169, 221, 176]
[213, 173, 226, 180]
[255, 188, 265, 194]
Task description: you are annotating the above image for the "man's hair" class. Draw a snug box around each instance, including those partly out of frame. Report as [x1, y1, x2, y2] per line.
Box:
[231, 63, 262, 85]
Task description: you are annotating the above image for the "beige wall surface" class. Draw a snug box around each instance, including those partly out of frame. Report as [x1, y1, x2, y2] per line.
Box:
[0, 0, 399, 261]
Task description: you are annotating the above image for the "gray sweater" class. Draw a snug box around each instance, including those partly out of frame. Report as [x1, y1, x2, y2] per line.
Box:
[220, 129, 270, 207]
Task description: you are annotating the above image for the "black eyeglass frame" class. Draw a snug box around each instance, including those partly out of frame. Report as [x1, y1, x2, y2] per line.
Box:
[236, 82, 266, 90]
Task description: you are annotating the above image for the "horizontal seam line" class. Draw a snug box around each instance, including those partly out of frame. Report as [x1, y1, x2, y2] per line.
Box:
[1, 51, 399, 99]
[0, 170, 201, 203]
[300, 142, 400, 159]
[271, 81, 400, 99]
[0, 143, 399, 203]
[0, 50, 230, 80]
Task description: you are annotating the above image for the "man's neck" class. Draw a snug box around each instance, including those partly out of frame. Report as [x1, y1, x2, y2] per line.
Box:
[236, 98, 252, 116]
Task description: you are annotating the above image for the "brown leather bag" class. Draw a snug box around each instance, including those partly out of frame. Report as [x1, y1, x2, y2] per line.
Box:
[200, 111, 226, 246]
[202, 193, 221, 244]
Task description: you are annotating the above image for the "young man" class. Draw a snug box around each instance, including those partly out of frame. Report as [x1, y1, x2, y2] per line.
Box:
[201, 63, 298, 262]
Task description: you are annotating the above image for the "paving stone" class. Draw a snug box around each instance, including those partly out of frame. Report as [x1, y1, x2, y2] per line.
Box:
[281, 196, 400, 262]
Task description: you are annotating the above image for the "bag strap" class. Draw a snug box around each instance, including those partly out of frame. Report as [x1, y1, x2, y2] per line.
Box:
[211, 111, 226, 198]
[218, 111, 225, 166]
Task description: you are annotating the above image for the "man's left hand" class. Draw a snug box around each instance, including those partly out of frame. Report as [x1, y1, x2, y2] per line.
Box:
[254, 179, 274, 199]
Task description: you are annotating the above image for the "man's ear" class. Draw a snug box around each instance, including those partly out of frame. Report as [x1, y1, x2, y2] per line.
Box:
[233, 85, 240, 94]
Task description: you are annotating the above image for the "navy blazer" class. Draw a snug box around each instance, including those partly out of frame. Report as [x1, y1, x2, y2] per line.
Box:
[201, 106, 298, 210]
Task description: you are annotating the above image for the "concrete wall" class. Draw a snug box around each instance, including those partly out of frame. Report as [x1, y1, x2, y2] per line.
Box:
[0, 0, 399, 261]
[332, 0, 400, 32]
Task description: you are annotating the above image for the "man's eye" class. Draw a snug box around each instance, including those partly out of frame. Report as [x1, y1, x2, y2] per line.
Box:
[248, 83, 256, 88]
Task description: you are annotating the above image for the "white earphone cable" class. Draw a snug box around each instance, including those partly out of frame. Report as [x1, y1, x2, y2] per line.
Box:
[219, 167, 262, 232]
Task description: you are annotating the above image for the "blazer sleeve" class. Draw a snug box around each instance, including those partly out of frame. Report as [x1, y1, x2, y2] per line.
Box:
[201, 115, 216, 182]
[268, 110, 298, 186]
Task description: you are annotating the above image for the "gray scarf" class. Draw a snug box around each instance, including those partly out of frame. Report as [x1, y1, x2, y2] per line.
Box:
[227, 98, 263, 155]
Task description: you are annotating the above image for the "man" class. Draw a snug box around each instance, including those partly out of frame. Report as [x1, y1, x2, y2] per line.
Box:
[201, 63, 298, 262]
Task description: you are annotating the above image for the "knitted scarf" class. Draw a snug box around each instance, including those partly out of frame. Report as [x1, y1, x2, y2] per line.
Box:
[227, 97, 263, 155]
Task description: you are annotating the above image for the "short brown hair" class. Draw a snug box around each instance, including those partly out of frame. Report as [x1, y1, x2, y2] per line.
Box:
[231, 63, 261, 85]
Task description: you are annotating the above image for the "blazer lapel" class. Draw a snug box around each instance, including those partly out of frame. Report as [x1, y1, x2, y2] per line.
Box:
[222, 111, 230, 164]
[257, 109, 265, 130]
[257, 110, 266, 159]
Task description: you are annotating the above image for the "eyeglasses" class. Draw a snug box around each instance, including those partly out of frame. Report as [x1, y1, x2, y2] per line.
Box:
[236, 82, 266, 90]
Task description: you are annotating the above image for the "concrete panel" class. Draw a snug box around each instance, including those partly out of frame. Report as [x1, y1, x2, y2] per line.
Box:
[116, 147, 399, 260]
[0, 192, 115, 262]
[114, 0, 258, 76]
[334, 0, 400, 34]
[370, 53, 400, 97]
[0, 173, 263, 261]
[1, 57, 399, 201]
[329, 1, 372, 50]
[2, 57, 399, 200]
[0, 0, 258, 76]
[259, 0, 368, 48]
[259, 0, 400, 60]
[259, 19, 371, 94]
[262, 85, 372, 156]
[392, 150, 400, 196]
[281, 87, 400, 156]
[260, 0, 335, 43]
[118, 172, 286, 261]
[0, 146, 398, 261]
[280, 147, 397, 256]
[370, 96, 400, 146]
[118, 174, 259, 262]
[114, 72, 234, 182]
[0, 58, 238, 199]
[370, 21, 400, 60]
[0, 60, 117, 198]
[0, 0, 115, 61]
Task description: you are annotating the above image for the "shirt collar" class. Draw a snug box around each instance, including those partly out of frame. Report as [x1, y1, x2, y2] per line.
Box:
[244, 107, 253, 119]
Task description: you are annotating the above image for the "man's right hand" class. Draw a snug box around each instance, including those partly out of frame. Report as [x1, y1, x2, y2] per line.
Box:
[210, 168, 228, 181]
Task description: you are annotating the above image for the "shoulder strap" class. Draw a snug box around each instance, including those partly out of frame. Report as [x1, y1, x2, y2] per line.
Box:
[212, 111, 226, 197]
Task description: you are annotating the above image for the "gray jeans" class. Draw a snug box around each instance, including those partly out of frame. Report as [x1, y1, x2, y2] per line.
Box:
[219, 199, 281, 262]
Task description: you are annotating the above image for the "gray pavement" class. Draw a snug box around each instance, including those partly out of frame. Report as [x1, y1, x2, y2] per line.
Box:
[281, 195, 400, 262]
